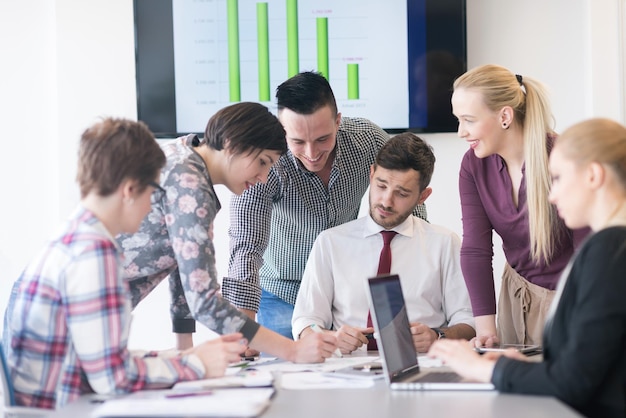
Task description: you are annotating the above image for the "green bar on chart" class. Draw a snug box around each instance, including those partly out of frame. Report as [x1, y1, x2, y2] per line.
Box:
[347, 63, 359, 99]
[286, 0, 299, 77]
[227, 0, 240, 102]
[316, 17, 329, 79]
[257, 3, 270, 101]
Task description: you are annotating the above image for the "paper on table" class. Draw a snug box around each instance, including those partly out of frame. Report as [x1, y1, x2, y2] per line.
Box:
[172, 369, 274, 390]
[248, 356, 377, 373]
[91, 388, 275, 417]
[279, 372, 376, 390]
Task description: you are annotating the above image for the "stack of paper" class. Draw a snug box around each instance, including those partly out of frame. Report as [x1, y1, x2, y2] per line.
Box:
[172, 369, 274, 390]
[279, 372, 376, 389]
[91, 388, 275, 417]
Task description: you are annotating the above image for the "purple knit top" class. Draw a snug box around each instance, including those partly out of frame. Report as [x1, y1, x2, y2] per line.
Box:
[458, 148, 589, 316]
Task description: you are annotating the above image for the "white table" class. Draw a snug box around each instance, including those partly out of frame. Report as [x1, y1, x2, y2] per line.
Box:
[5, 353, 583, 418]
[37, 378, 583, 418]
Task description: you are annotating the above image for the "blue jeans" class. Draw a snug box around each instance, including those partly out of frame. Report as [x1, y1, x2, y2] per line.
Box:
[257, 289, 294, 339]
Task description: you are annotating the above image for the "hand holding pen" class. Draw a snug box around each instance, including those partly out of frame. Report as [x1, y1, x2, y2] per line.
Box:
[333, 325, 374, 355]
[309, 324, 343, 358]
[182, 333, 247, 378]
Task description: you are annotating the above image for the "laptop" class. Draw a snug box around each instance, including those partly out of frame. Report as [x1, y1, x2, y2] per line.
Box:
[366, 274, 494, 391]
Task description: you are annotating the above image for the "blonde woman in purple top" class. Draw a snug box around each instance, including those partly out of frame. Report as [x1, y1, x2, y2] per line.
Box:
[429, 118, 626, 418]
[452, 64, 588, 347]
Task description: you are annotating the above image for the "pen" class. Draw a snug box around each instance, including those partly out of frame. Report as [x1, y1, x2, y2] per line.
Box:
[309, 324, 343, 358]
[165, 390, 213, 399]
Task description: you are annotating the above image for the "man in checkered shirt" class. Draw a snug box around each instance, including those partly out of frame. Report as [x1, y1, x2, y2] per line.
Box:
[222, 72, 427, 340]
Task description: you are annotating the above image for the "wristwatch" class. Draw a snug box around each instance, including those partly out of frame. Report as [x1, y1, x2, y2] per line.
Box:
[431, 327, 446, 340]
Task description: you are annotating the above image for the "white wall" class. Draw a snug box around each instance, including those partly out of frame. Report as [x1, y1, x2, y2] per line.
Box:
[0, 0, 59, 329]
[1, 0, 624, 350]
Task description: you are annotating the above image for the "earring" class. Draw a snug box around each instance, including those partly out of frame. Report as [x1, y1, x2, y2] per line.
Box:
[502, 122, 509, 130]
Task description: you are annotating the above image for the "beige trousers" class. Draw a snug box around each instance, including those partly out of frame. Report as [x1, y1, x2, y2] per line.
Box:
[497, 264, 554, 345]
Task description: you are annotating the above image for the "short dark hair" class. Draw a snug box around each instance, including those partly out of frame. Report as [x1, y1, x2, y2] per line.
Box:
[76, 118, 165, 198]
[375, 132, 435, 191]
[204, 102, 286, 156]
[275, 71, 338, 116]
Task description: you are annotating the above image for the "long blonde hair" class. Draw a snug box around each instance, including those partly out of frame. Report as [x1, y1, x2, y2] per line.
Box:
[557, 118, 626, 188]
[454, 64, 558, 264]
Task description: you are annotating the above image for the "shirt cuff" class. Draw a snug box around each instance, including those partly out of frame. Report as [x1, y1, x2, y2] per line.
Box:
[183, 353, 206, 379]
[292, 318, 318, 340]
[172, 318, 196, 333]
[222, 276, 262, 312]
[491, 356, 513, 391]
[239, 317, 261, 342]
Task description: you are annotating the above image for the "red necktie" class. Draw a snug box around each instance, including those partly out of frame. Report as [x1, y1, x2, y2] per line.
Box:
[367, 230, 397, 350]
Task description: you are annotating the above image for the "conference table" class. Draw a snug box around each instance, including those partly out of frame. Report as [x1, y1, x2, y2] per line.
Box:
[45, 356, 584, 418]
[6, 353, 583, 418]
[42, 382, 582, 418]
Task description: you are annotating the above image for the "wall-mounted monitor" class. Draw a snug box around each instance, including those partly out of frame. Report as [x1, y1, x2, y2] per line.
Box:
[134, 0, 466, 137]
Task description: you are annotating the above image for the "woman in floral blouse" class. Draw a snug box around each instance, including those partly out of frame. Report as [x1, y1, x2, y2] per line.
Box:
[118, 102, 337, 363]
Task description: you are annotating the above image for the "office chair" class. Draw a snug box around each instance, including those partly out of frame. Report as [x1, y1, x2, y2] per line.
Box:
[0, 342, 48, 417]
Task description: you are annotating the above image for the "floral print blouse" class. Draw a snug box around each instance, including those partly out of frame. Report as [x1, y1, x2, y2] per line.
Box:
[117, 134, 259, 339]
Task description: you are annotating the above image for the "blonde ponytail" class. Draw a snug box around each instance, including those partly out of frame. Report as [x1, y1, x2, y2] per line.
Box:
[454, 65, 558, 264]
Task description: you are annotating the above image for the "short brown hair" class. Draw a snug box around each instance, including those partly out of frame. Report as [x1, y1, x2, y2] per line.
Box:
[374, 132, 435, 192]
[76, 118, 165, 198]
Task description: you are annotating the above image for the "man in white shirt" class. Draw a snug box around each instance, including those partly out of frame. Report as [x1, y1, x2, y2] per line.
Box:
[292, 133, 475, 354]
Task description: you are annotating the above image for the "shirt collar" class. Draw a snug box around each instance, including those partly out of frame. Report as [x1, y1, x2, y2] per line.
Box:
[73, 205, 122, 252]
[363, 214, 414, 239]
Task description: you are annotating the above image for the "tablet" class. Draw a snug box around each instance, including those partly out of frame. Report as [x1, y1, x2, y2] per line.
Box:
[324, 361, 385, 380]
[475, 344, 542, 356]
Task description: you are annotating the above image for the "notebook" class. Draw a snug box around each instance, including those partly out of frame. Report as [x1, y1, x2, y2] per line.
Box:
[172, 369, 274, 390]
[366, 274, 495, 391]
[91, 388, 275, 417]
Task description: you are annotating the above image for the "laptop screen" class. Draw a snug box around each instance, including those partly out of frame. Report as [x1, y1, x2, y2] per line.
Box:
[368, 274, 420, 381]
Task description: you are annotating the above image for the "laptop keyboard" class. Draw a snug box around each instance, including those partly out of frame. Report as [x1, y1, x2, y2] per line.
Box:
[411, 372, 462, 383]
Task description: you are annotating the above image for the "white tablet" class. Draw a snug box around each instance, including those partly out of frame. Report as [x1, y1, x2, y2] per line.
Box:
[324, 361, 386, 380]
[475, 344, 542, 356]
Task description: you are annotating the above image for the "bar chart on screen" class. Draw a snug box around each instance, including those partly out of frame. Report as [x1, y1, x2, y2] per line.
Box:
[172, 0, 411, 132]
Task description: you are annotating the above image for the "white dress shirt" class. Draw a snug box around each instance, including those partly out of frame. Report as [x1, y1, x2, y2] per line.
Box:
[292, 215, 474, 340]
